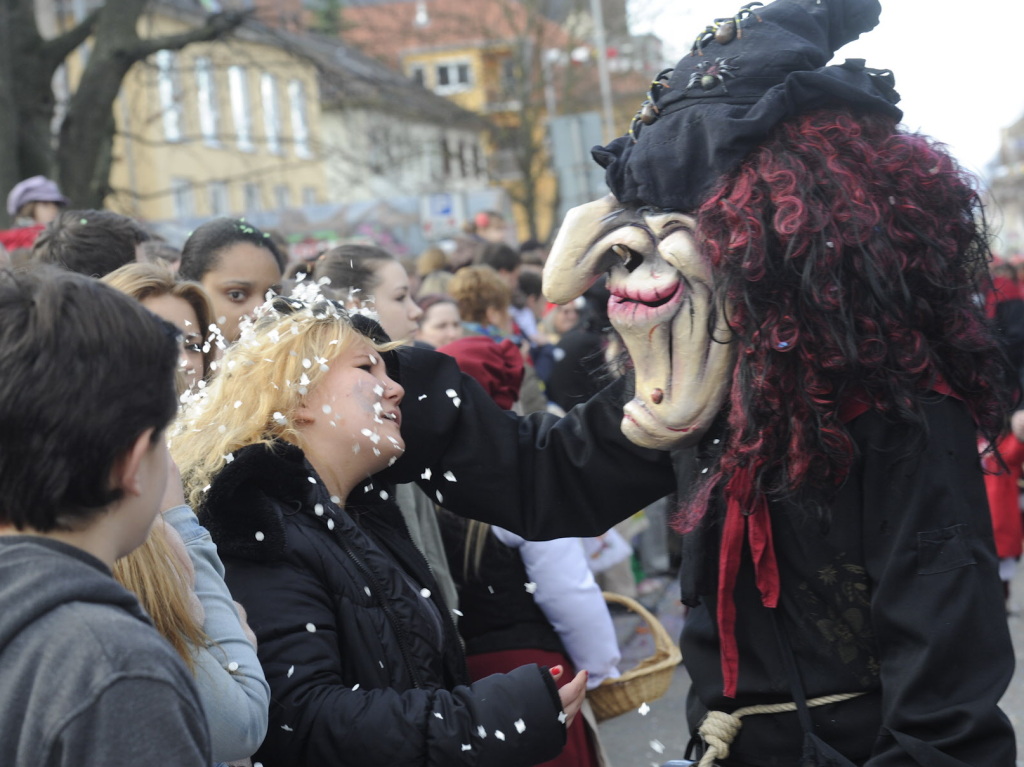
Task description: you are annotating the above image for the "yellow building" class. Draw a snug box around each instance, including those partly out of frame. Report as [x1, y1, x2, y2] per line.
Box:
[343, 0, 571, 242]
[102, 4, 327, 225]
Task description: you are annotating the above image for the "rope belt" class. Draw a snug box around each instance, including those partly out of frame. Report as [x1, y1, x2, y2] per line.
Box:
[696, 691, 866, 766]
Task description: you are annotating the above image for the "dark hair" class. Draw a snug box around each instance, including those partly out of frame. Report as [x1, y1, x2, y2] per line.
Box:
[138, 240, 182, 267]
[417, 293, 458, 314]
[678, 108, 1015, 530]
[0, 266, 180, 531]
[178, 217, 286, 283]
[32, 209, 152, 278]
[517, 269, 542, 299]
[315, 244, 396, 301]
[478, 242, 521, 273]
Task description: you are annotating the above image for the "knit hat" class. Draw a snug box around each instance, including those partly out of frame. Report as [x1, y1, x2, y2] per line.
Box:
[437, 336, 524, 410]
[6, 176, 69, 216]
[592, 0, 902, 212]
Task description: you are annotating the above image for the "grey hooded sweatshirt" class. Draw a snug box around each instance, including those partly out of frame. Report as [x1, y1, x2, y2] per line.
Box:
[0, 536, 210, 767]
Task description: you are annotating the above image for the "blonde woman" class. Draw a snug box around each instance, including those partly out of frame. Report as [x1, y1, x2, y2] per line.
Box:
[171, 296, 585, 767]
[103, 262, 218, 391]
[104, 263, 270, 766]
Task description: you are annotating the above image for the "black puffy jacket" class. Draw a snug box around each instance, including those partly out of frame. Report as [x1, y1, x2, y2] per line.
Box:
[199, 440, 567, 767]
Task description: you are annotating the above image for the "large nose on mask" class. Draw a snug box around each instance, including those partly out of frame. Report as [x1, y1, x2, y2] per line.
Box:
[543, 195, 624, 304]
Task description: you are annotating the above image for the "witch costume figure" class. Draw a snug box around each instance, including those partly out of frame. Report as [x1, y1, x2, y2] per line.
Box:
[379, 0, 1017, 765]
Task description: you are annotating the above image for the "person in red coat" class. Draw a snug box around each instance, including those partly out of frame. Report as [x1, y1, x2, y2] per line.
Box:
[982, 410, 1024, 603]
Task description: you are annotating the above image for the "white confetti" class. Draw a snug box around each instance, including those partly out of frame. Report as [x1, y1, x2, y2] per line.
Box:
[379, 660, 384, 668]
[477, 725, 487, 738]
[420, 588, 431, 598]
[234, 400, 242, 408]
[558, 711, 567, 724]
[330, 495, 341, 504]
[701, 467, 709, 474]
[435, 490, 444, 503]
[287, 665, 294, 678]
[650, 739, 665, 754]
[524, 582, 537, 594]
[228, 661, 239, 671]
[445, 389, 458, 398]
[327, 518, 335, 530]
[712, 438, 721, 444]
[322, 404, 332, 414]
[374, 385, 384, 396]
[364, 483, 374, 493]
[452, 609, 463, 617]
[314, 503, 324, 516]
[421, 468, 432, 481]
[302, 358, 312, 369]
[352, 683, 360, 691]
[418, 394, 427, 401]
[495, 730, 505, 741]
[443, 471, 457, 482]
[365, 586, 372, 596]
[514, 719, 526, 733]
[380, 490, 389, 501]
[461, 744, 471, 751]
[223, 453, 234, 463]
[306, 623, 317, 633]
[487, 585, 495, 594]
[307, 476, 317, 484]
[638, 702, 650, 716]
[254, 531, 265, 542]
[369, 354, 377, 365]
[453, 397, 461, 407]
[434, 712, 444, 719]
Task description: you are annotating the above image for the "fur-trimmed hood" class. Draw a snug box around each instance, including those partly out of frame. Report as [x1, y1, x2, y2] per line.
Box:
[198, 441, 321, 562]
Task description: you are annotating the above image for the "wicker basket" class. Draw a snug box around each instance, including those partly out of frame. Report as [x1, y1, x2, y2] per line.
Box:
[588, 590, 682, 721]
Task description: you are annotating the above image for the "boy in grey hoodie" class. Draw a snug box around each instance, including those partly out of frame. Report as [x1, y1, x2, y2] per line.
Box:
[0, 266, 210, 766]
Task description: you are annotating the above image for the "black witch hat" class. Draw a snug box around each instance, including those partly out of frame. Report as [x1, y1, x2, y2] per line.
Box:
[593, 0, 902, 212]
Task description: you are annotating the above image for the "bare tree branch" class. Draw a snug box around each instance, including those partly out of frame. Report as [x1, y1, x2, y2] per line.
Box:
[126, 10, 249, 59]
[39, 8, 100, 71]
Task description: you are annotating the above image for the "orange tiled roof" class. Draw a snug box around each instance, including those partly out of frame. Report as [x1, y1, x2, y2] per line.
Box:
[342, 0, 573, 69]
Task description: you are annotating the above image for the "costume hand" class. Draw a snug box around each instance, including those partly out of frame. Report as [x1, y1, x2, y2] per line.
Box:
[551, 666, 588, 729]
[160, 451, 187, 512]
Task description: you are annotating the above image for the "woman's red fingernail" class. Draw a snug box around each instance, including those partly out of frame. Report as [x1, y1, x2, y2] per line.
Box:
[551, 665, 563, 676]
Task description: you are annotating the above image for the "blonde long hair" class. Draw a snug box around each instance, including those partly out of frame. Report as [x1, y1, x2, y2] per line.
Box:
[113, 520, 206, 671]
[171, 298, 395, 509]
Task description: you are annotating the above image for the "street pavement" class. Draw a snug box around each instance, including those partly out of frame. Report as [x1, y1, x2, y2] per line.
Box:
[596, 567, 1024, 767]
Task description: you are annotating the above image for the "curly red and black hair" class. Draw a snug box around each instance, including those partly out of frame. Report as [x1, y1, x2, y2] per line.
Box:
[678, 107, 1015, 528]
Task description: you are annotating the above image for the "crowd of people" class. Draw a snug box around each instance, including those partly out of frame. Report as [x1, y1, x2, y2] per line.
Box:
[0, 190, 664, 767]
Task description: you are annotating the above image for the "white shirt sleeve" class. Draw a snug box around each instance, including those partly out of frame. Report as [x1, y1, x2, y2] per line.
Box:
[492, 526, 621, 689]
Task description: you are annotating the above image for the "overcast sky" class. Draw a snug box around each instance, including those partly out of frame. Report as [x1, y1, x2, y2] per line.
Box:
[628, 0, 1024, 179]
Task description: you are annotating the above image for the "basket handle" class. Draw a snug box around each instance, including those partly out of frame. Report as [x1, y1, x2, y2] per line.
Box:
[602, 590, 677, 658]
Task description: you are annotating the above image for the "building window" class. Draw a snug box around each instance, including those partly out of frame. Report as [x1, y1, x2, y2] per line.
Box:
[156, 50, 182, 142]
[261, 73, 281, 155]
[208, 181, 229, 216]
[195, 57, 219, 147]
[171, 178, 195, 219]
[434, 61, 471, 94]
[302, 186, 317, 207]
[288, 79, 311, 158]
[228, 66, 254, 152]
[410, 65, 425, 87]
[274, 184, 291, 210]
[244, 182, 262, 213]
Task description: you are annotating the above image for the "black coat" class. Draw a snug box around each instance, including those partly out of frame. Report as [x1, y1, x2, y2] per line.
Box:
[383, 346, 1016, 767]
[200, 440, 567, 767]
